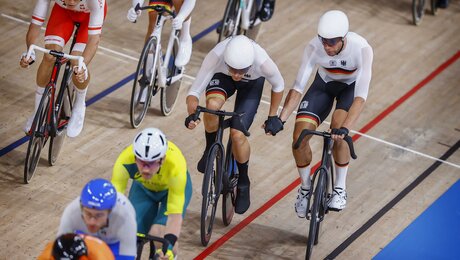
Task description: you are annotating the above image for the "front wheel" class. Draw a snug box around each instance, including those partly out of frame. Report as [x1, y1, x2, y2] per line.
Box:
[24, 87, 51, 183]
[200, 145, 223, 246]
[130, 36, 159, 128]
[306, 169, 326, 259]
[218, 0, 239, 42]
[412, 0, 426, 25]
[160, 36, 182, 116]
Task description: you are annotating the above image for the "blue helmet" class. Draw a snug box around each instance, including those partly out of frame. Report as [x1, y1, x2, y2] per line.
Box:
[80, 178, 117, 210]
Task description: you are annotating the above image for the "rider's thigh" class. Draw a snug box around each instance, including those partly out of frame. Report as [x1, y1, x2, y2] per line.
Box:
[330, 109, 348, 129]
[42, 44, 63, 63]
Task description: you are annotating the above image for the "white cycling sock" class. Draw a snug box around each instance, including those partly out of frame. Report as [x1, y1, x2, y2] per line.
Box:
[74, 84, 87, 108]
[334, 163, 349, 190]
[34, 86, 45, 115]
[180, 18, 191, 42]
[298, 165, 311, 190]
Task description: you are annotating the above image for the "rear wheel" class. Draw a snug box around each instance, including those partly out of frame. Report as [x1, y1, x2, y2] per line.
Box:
[200, 145, 223, 246]
[306, 169, 326, 259]
[412, 0, 426, 25]
[130, 36, 159, 128]
[160, 36, 182, 116]
[24, 88, 51, 184]
[218, 0, 240, 42]
[49, 81, 74, 166]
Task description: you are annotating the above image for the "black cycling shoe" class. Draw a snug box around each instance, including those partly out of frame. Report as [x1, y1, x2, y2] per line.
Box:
[197, 152, 207, 174]
[436, 0, 449, 8]
[235, 184, 250, 214]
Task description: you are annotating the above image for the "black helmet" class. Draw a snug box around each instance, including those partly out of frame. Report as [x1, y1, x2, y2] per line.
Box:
[52, 233, 88, 259]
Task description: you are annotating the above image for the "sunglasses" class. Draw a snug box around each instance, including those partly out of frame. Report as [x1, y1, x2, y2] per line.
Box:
[318, 35, 343, 46]
[227, 65, 251, 75]
[136, 158, 163, 168]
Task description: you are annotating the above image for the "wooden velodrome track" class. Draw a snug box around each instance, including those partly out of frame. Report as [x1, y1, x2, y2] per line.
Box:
[1, 0, 459, 259]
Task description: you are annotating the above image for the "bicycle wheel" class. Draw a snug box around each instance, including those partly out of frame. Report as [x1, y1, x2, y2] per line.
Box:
[245, 0, 263, 41]
[130, 36, 158, 128]
[24, 87, 51, 184]
[49, 75, 74, 165]
[306, 169, 326, 259]
[222, 141, 236, 226]
[412, 0, 426, 25]
[200, 144, 223, 246]
[218, 0, 240, 42]
[160, 36, 182, 116]
[430, 0, 438, 15]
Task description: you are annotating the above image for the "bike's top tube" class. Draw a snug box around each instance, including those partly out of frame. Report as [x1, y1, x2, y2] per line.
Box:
[293, 129, 357, 159]
[193, 105, 250, 137]
[26, 44, 84, 70]
[134, 3, 176, 18]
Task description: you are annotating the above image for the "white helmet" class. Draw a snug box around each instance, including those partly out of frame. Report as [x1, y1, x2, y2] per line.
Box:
[224, 35, 255, 69]
[317, 10, 349, 39]
[133, 128, 168, 162]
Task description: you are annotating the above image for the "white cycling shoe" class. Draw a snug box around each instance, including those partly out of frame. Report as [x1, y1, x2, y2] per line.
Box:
[175, 35, 192, 67]
[67, 103, 86, 137]
[23, 114, 35, 134]
[328, 187, 347, 211]
[295, 187, 311, 218]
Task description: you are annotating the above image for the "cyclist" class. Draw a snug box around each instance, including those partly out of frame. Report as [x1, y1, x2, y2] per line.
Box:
[111, 127, 192, 260]
[185, 35, 285, 214]
[57, 178, 137, 259]
[127, 0, 195, 68]
[19, 0, 108, 137]
[271, 10, 373, 216]
[38, 233, 115, 260]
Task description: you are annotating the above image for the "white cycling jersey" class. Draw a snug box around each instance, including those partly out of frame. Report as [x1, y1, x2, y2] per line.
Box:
[293, 32, 373, 100]
[187, 36, 284, 99]
[31, 0, 106, 35]
[57, 192, 137, 258]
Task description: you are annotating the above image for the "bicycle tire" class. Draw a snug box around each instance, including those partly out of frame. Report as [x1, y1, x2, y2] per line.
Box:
[160, 35, 181, 116]
[24, 87, 51, 184]
[412, 0, 426, 25]
[430, 0, 438, 15]
[222, 140, 236, 226]
[130, 36, 158, 128]
[218, 0, 239, 42]
[244, 0, 262, 41]
[200, 144, 224, 246]
[306, 169, 326, 259]
[48, 73, 74, 166]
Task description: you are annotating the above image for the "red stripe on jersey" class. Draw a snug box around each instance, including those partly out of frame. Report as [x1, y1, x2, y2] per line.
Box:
[32, 16, 45, 22]
[296, 114, 319, 124]
[206, 90, 227, 99]
[324, 67, 357, 75]
[88, 27, 102, 31]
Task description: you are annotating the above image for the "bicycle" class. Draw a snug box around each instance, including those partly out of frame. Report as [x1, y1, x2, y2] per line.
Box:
[136, 233, 170, 260]
[412, 0, 438, 25]
[217, 0, 263, 42]
[23, 24, 82, 184]
[293, 129, 357, 260]
[189, 106, 250, 246]
[130, 3, 184, 128]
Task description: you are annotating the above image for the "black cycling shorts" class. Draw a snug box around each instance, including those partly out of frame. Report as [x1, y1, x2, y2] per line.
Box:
[205, 73, 265, 132]
[296, 72, 355, 127]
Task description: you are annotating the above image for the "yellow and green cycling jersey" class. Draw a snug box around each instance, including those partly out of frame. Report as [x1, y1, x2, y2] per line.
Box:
[111, 141, 188, 214]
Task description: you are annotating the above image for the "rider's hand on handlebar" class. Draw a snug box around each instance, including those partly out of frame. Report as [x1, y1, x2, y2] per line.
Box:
[19, 50, 36, 68]
[73, 62, 88, 83]
[155, 248, 174, 260]
[263, 116, 284, 136]
[185, 114, 200, 129]
[172, 16, 185, 30]
[127, 7, 141, 23]
[331, 127, 349, 140]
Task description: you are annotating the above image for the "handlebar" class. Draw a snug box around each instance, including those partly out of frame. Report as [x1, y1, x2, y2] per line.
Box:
[193, 105, 250, 137]
[26, 44, 84, 71]
[137, 233, 169, 255]
[135, 3, 176, 18]
[293, 129, 357, 159]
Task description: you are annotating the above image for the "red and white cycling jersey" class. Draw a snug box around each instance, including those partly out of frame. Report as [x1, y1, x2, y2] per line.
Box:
[31, 0, 106, 35]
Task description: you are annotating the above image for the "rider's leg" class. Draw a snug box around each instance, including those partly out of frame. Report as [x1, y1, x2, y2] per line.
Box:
[24, 43, 63, 133]
[173, 0, 193, 67]
[329, 108, 350, 210]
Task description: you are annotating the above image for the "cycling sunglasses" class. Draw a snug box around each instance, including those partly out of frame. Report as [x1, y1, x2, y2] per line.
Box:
[318, 35, 343, 46]
[227, 64, 251, 75]
[135, 157, 163, 168]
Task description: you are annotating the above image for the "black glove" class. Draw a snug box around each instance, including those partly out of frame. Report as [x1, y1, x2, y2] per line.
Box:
[264, 116, 284, 136]
[331, 127, 349, 136]
[184, 114, 200, 128]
